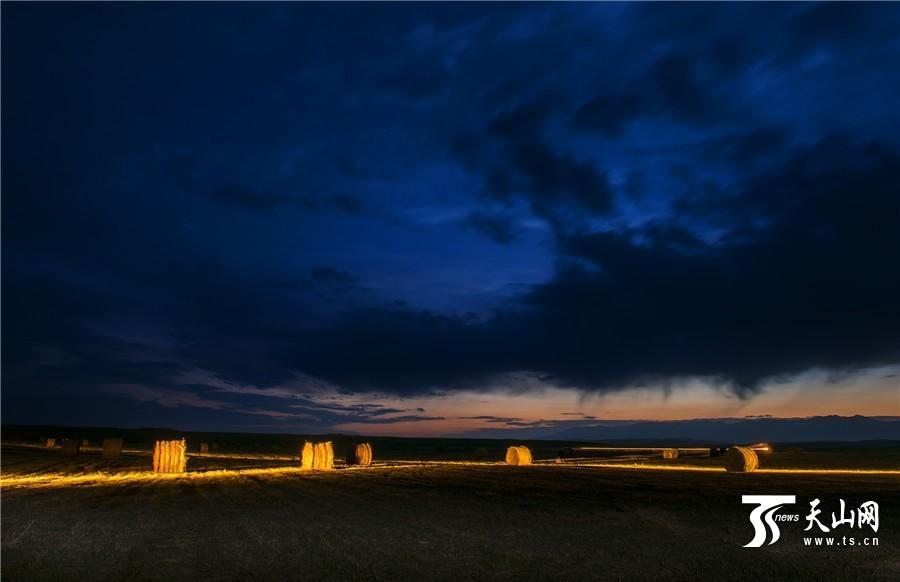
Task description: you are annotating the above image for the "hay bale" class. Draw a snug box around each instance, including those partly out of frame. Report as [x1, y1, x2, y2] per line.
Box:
[199, 443, 210, 453]
[60, 439, 81, 456]
[505, 446, 532, 466]
[102, 438, 124, 460]
[313, 441, 334, 470]
[723, 446, 759, 473]
[300, 441, 315, 470]
[346, 442, 373, 466]
[152, 439, 187, 473]
[662, 448, 679, 460]
[44, 438, 57, 448]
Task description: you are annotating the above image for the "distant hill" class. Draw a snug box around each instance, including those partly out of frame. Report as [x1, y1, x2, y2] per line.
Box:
[544, 415, 900, 443]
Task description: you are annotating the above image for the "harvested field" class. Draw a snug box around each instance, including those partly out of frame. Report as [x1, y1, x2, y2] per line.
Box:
[1, 444, 897, 581]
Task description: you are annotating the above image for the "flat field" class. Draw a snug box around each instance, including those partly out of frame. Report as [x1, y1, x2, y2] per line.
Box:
[2, 444, 898, 581]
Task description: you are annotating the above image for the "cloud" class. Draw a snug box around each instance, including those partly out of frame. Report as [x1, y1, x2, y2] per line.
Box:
[459, 415, 523, 424]
[459, 211, 520, 244]
[260, 137, 900, 396]
[451, 103, 615, 227]
[9, 138, 898, 402]
[102, 384, 232, 411]
[704, 127, 791, 165]
[355, 414, 446, 424]
[5, 3, 900, 432]
[573, 92, 648, 137]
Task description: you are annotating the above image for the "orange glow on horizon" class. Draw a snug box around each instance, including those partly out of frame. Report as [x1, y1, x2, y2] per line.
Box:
[329, 367, 899, 437]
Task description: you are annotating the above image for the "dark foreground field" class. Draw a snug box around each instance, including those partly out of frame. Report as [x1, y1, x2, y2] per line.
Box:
[2, 446, 898, 581]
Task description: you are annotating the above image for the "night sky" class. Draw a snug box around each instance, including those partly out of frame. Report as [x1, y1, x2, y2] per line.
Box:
[4, 3, 899, 436]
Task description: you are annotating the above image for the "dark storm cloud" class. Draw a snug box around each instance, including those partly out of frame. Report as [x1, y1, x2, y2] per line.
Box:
[208, 137, 898, 396]
[570, 45, 745, 137]
[573, 92, 648, 137]
[4, 3, 900, 428]
[451, 102, 615, 227]
[784, 2, 894, 54]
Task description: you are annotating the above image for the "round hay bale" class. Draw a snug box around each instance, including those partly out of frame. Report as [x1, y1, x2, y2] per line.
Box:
[101, 438, 124, 460]
[300, 441, 314, 470]
[505, 446, 532, 466]
[313, 441, 334, 470]
[662, 448, 679, 460]
[61, 439, 81, 456]
[348, 442, 373, 466]
[152, 439, 187, 473]
[723, 446, 759, 473]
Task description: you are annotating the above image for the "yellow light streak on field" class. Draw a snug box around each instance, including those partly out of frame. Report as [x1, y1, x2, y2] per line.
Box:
[559, 462, 900, 475]
[2, 460, 897, 491]
[0, 466, 311, 490]
[574, 447, 713, 452]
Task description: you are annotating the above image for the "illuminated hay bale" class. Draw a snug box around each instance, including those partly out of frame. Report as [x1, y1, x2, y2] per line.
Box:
[299, 441, 335, 470]
[200, 443, 210, 453]
[102, 438, 124, 460]
[152, 439, 187, 473]
[723, 446, 759, 473]
[662, 448, 679, 460]
[44, 438, 57, 448]
[505, 446, 532, 466]
[60, 439, 81, 456]
[313, 442, 334, 470]
[346, 443, 373, 466]
[300, 441, 315, 470]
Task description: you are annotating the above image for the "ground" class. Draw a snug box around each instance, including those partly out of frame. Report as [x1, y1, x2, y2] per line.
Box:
[1, 444, 898, 581]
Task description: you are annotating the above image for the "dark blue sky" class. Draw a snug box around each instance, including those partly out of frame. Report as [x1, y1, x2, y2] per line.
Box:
[4, 3, 899, 434]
